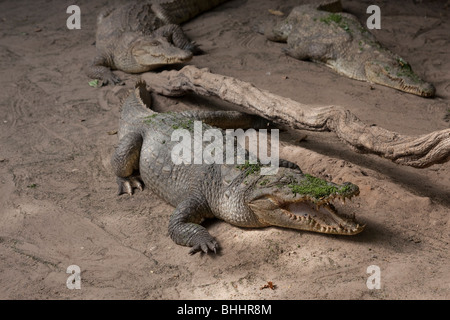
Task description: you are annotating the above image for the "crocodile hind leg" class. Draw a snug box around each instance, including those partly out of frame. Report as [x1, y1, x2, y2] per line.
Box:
[168, 195, 218, 254]
[111, 132, 144, 195]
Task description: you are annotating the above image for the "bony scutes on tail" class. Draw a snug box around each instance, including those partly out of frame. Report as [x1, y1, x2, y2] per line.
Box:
[111, 81, 364, 255]
[88, 0, 228, 85]
[265, 0, 435, 97]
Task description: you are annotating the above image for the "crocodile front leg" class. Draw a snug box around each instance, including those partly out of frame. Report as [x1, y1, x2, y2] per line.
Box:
[87, 54, 124, 85]
[168, 195, 218, 254]
[111, 131, 144, 195]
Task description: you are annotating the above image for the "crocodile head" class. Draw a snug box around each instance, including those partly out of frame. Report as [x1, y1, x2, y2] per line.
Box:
[365, 58, 435, 98]
[132, 37, 193, 71]
[246, 167, 364, 235]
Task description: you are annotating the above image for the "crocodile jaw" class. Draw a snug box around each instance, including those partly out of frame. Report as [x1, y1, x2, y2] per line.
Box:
[249, 195, 364, 235]
[242, 168, 364, 235]
[286, 200, 363, 234]
[132, 38, 193, 69]
[365, 60, 435, 98]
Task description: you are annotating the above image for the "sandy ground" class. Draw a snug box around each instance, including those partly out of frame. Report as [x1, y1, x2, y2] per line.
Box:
[0, 0, 449, 300]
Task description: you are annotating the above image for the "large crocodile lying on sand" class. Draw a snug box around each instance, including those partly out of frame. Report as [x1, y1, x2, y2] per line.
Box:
[111, 82, 364, 254]
[265, 1, 435, 97]
[87, 0, 228, 85]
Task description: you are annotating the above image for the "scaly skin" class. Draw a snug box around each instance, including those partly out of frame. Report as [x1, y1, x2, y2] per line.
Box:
[266, 1, 435, 97]
[88, 0, 228, 85]
[111, 82, 364, 254]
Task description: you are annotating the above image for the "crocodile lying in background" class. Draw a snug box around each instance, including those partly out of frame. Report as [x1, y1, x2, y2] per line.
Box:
[87, 0, 228, 85]
[265, 1, 435, 97]
[111, 82, 364, 254]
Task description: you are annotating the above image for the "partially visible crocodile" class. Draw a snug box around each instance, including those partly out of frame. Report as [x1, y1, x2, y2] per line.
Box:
[111, 81, 364, 254]
[87, 0, 228, 85]
[265, 1, 435, 97]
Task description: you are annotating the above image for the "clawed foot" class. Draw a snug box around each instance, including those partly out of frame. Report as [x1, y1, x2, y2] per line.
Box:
[116, 176, 144, 195]
[189, 237, 219, 255]
[102, 73, 124, 86]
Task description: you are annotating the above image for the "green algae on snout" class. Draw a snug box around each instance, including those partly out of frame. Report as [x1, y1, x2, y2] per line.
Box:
[396, 58, 421, 83]
[288, 174, 352, 199]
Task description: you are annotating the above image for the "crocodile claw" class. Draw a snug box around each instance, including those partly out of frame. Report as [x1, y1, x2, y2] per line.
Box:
[105, 75, 124, 86]
[116, 176, 144, 195]
[189, 240, 219, 255]
[98, 71, 124, 86]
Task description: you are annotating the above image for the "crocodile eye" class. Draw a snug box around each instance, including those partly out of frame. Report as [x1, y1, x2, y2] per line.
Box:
[149, 40, 161, 46]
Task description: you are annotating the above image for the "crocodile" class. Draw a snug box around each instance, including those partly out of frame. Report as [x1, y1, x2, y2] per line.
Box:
[87, 0, 228, 85]
[265, 1, 435, 97]
[111, 81, 364, 254]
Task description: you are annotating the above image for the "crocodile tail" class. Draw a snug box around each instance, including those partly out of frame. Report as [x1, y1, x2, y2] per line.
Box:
[134, 80, 153, 110]
[119, 80, 155, 122]
[152, 0, 228, 25]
